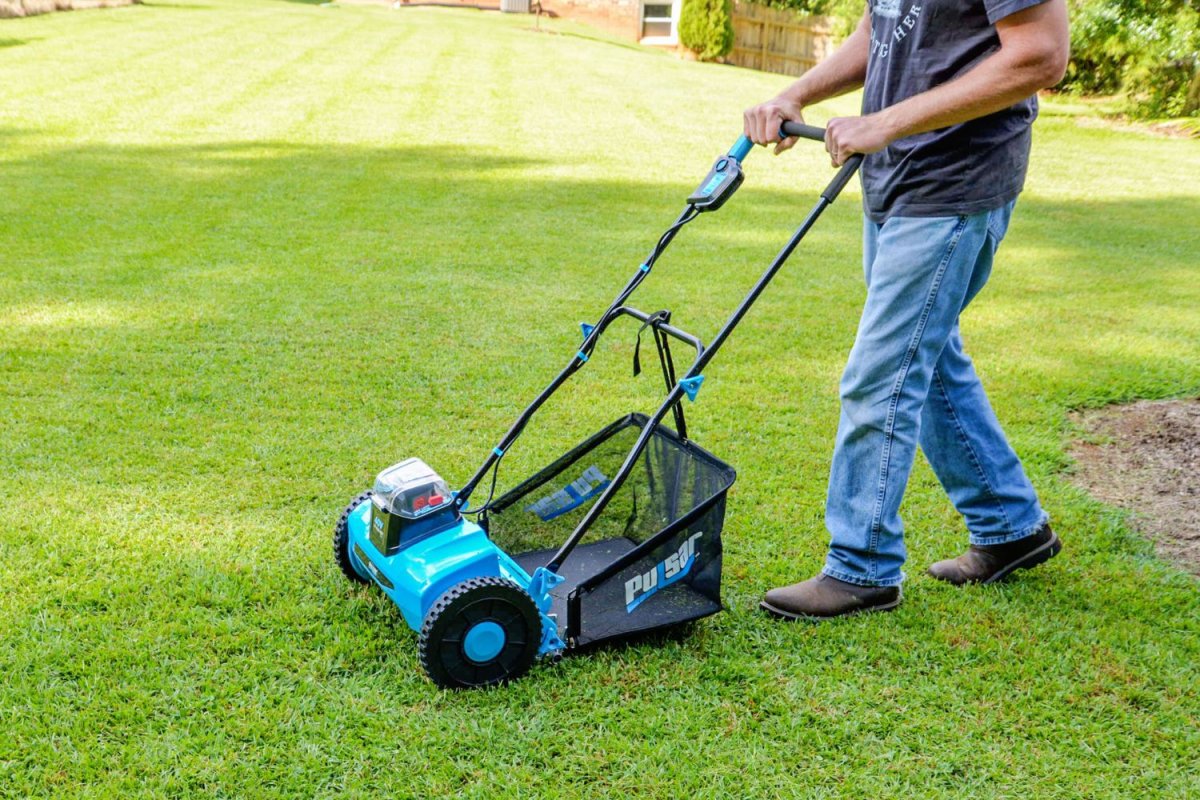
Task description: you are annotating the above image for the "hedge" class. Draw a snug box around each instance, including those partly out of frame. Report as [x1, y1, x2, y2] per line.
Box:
[679, 0, 736, 62]
[759, 0, 1200, 118]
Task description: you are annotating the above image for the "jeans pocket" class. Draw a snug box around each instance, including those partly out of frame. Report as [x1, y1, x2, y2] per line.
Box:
[986, 200, 1016, 242]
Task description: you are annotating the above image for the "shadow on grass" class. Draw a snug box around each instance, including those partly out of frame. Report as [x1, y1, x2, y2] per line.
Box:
[2, 130, 1196, 394]
[5, 135, 1194, 267]
[2, 132, 1197, 472]
[0, 136, 849, 301]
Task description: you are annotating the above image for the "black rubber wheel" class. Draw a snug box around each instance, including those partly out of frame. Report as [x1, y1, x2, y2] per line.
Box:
[418, 577, 541, 689]
[333, 490, 373, 585]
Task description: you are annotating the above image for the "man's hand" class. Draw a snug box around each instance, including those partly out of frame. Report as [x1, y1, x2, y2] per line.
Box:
[743, 96, 805, 155]
[741, 11, 870, 158]
[824, 114, 896, 166]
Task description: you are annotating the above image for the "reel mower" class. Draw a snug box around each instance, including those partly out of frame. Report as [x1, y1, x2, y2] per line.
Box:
[332, 122, 862, 688]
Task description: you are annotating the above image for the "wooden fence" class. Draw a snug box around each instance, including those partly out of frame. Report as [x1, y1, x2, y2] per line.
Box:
[728, 3, 834, 77]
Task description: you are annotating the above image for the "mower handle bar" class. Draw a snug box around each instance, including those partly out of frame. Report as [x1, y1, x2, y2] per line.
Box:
[456, 124, 865, 575]
[779, 120, 828, 142]
[726, 122, 860, 199]
[726, 120, 827, 162]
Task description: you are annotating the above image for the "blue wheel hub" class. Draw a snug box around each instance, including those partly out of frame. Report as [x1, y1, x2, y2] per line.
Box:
[462, 620, 506, 663]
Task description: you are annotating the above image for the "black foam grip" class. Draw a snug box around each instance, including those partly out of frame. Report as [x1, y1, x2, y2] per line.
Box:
[779, 121, 827, 142]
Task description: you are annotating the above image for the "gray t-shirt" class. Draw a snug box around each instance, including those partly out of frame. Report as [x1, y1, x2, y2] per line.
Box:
[860, 0, 1048, 221]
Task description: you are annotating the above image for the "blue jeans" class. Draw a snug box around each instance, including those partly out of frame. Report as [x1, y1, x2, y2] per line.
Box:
[822, 201, 1047, 587]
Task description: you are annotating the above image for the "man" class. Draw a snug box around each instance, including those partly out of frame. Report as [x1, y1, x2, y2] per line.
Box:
[744, 0, 1070, 619]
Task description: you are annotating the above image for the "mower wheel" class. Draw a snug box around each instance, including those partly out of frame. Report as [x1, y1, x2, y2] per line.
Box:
[333, 490, 372, 585]
[419, 577, 541, 689]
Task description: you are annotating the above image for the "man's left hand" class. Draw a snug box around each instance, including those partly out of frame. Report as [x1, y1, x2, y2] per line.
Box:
[824, 114, 895, 166]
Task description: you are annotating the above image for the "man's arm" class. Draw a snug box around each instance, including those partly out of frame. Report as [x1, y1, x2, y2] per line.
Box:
[743, 11, 871, 155]
[825, 0, 1069, 165]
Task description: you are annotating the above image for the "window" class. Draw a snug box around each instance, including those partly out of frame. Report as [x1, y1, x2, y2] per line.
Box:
[641, 1, 677, 42]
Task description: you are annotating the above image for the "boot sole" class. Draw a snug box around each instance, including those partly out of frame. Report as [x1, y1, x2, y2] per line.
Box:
[982, 531, 1062, 585]
[759, 596, 902, 622]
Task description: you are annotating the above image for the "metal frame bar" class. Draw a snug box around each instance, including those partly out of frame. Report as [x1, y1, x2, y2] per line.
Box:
[545, 155, 863, 572]
[452, 207, 699, 509]
[452, 127, 862, 576]
[613, 306, 705, 355]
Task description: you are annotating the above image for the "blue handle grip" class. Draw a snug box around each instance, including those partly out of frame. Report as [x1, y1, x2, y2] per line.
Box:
[729, 123, 828, 164]
[727, 135, 753, 163]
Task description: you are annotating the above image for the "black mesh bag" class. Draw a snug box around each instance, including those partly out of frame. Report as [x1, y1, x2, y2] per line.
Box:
[485, 413, 735, 648]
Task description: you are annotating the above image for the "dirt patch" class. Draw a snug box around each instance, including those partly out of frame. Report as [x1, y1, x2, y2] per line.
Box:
[1069, 398, 1200, 575]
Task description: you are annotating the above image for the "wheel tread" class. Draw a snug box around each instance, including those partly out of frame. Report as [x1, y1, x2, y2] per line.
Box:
[418, 577, 540, 689]
[333, 490, 373, 584]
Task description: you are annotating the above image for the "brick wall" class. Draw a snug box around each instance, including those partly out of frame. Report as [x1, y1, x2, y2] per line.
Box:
[540, 0, 642, 41]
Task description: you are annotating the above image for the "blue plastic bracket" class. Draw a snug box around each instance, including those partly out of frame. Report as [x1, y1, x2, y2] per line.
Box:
[679, 374, 705, 402]
[639, 263, 650, 273]
[492, 446, 505, 457]
[576, 350, 589, 362]
[528, 567, 564, 616]
[528, 567, 567, 656]
[580, 322, 595, 339]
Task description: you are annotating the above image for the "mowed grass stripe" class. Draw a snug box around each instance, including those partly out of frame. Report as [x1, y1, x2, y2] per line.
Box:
[0, 1, 1197, 797]
[0, 9, 257, 135]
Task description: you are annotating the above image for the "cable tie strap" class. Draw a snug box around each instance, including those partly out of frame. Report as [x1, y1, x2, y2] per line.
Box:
[632, 309, 670, 378]
[492, 446, 505, 457]
[639, 263, 650, 273]
[576, 350, 589, 362]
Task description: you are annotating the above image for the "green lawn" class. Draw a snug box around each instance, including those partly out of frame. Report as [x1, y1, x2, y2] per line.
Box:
[2, 1, 1199, 797]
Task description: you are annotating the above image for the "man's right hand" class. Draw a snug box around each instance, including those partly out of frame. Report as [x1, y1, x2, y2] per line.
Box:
[743, 96, 805, 155]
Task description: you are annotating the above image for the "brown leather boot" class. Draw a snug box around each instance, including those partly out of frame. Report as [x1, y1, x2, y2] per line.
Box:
[928, 523, 1061, 585]
[761, 574, 902, 620]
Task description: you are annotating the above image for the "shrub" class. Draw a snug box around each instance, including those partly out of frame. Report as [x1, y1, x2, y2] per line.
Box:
[756, 0, 861, 37]
[1064, 0, 1200, 118]
[679, 0, 735, 61]
[759, 0, 1200, 118]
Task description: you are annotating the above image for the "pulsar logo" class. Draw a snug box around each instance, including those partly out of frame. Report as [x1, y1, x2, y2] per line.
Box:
[525, 465, 609, 522]
[624, 532, 703, 613]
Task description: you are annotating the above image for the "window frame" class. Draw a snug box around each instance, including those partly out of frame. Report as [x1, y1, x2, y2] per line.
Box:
[639, 0, 682, 45]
